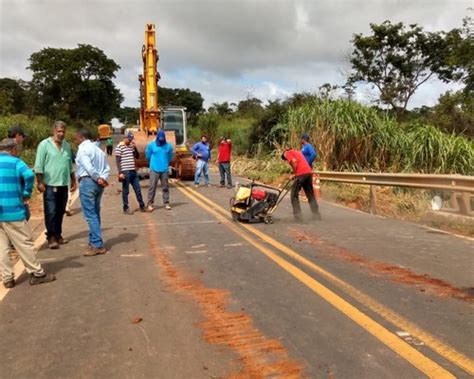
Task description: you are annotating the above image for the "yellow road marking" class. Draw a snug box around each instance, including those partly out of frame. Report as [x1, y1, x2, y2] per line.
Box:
[176, 184, 455, 378]
[178, 182, 474, 376]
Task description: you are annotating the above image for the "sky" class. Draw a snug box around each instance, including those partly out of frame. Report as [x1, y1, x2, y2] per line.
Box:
[0, 0, 470, 109]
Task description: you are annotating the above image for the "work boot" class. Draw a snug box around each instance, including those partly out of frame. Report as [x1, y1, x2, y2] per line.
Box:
[3, 279, 15, 289]
[123, 209, 134, 215]
[29, 273, 56, 285]
[48, 237, 59, 250]
[84, 246, 107, 257]
[57, 236, 69, 245]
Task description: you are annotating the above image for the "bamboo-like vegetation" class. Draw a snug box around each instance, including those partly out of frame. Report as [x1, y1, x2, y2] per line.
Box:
[277, 99, 473, 175]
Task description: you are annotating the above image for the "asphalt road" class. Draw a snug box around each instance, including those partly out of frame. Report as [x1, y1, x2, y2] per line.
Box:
[0, 152, 473, 378]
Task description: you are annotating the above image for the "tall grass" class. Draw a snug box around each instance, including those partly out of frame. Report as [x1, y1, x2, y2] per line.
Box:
[280, 99, 473, 175]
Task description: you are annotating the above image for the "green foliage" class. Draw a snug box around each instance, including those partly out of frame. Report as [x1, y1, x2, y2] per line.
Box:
[158, 87, 204, 121]
[349, 21, 454, 115]
[237, 97, 264, 118]
[117, 106, 139, 125]
[208, 101, 233, 116]
[279, 98, 474, 175]
[0, 78, 27, 115]
[195, 113, 220, 145]
[429, 90, 473, 137]
[28, 44, 123, 121]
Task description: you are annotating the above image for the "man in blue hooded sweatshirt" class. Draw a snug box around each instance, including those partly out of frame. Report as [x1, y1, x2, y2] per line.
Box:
[145, 130, 174, 212]
[191, 135, 211, 187]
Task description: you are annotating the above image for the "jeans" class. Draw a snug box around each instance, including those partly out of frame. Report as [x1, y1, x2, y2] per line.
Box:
[291, 174, 319, 218]
[106, 146, 113, 156]
[218, 162, 232, 186]
[147, 171, 169, 206]
[194, 159, 209, 185]
[79, 178, 104, 249]
[43, 185, 68, 240]
[122, 170, 145, 211]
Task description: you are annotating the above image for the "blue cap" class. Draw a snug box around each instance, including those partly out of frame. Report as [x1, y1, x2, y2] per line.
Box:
[301, 133, 310, 141]
[157, 130, 166, 141]
[127, 132, 134, 141]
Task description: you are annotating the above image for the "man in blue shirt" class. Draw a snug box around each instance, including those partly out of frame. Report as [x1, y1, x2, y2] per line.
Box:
[0, 138, 56, 288]
[75, 129, 111, 257]
[191, 135, 211, 187]
[301, 133, 317, 168]
[145, 130, 174, 212]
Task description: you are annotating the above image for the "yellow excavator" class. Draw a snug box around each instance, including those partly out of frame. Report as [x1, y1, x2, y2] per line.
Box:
[134, 23, 195, 179]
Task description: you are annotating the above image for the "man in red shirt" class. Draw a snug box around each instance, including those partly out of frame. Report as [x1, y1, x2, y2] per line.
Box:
[282, 147, 321, 221]
[217, 136, 233, 188]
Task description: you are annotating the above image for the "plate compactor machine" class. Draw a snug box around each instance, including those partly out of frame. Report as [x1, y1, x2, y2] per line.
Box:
[230, 180, 293, 224]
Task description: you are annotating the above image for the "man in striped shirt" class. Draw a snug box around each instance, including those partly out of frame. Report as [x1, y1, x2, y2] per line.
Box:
[0, 138, 56, 288]
[115, 132, 145, 214]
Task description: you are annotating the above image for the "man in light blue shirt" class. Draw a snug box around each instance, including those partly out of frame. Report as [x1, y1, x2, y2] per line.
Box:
[74, 129, 110, 256]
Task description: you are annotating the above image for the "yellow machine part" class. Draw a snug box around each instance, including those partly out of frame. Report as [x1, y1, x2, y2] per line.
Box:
[235, 187, 251, 202]
[98, 124, 112, 140]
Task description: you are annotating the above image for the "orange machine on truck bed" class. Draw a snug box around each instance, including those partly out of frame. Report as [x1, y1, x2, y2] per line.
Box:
[134, 23, 195, 179]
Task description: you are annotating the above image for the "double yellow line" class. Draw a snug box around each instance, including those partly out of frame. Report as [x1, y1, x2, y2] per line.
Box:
[175, 182, 474, 378]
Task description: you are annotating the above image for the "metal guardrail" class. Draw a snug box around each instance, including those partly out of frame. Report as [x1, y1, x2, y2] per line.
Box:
[314, 171, 474, 215]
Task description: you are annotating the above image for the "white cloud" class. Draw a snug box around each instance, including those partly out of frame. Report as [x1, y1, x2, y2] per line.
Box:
[0, 0, 469, 110]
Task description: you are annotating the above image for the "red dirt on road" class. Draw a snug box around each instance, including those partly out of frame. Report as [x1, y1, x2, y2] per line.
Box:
[288, 229, 474, 304]
[147, 218, 304, 378]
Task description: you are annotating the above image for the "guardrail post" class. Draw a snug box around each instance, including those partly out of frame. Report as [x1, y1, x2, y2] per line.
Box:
[369, 186, 377, 215]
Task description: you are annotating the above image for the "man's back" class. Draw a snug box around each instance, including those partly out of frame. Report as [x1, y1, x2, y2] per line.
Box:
[0, 153, 34, 222]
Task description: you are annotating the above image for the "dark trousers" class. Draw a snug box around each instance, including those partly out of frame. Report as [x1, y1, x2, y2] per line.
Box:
[218, 162, 232, 186]
[122, 170, 145, 211]
[43, 185, 68, 240]
[291, 174, 319, 217]
[106, 146, 113, 156]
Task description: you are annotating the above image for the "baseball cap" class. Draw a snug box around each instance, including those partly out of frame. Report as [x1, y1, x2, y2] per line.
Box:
[301, 133, 310, 141]
[127, 132, 134, 141]
[8, 125, 26, 138]
[0, 138, 18, 150]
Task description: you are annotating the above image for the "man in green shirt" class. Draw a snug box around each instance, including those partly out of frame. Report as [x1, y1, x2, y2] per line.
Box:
[34, 121, 76, 249]
[106, 137, 113, 156]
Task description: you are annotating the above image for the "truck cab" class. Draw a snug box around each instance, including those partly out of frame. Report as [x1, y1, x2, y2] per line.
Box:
[161, 106, 187, 150]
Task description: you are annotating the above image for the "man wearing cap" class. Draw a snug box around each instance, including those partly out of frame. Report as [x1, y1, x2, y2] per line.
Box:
[145, 130, 174, 212]
[281, 145, 321, 222]
[301, 133, 317, 168]
[115, 132, 145, 214]
[192, 135, 211, 187]
[34, 121, 76, 249]
[217, 136, 233, 188]
[0, 138, 56, 288]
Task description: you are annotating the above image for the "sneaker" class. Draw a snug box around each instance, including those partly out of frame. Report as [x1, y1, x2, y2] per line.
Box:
[165, 204, 171, 210]
[146, 205, 154, 212]
[139, 207, 146, 213]
[29, 273, 56, 285]
[123, 209, 134, 215]
[3, 279, 15, 289]
[57, 236, 69, 245]
[48, 237, 59, 250]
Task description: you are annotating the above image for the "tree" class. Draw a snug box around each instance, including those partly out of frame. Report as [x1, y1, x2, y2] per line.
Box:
[210, 101, 232, 116]
[237, 97, 263, 117]
[158, 87, 204, 118]
[443, 16, 474, 94]
[430, 90, 473, 137]
[348, 21, 452, 117]
[0, 78, 27, 115]
[28, 44, 123, 121]
[117, 106, 139, 125]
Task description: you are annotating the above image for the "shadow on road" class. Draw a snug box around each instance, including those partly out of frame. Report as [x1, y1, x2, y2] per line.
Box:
[105, 232, 138, 250]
